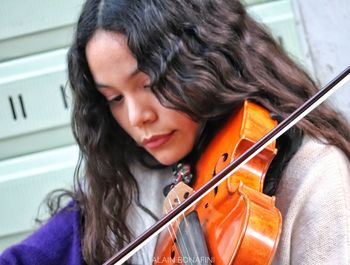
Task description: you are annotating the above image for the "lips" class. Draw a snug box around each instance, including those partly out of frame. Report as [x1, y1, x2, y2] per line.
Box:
[142, 131, 174, 149]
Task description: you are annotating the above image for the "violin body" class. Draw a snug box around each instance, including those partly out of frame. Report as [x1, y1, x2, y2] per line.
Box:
[153, 101, 282, 265]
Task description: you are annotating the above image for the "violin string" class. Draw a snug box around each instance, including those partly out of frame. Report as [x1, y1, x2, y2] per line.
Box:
[164, 193, 194, 263]
[164, 196, 177, 242]
[176, 191, 202, 262]
[168, 190, 193, 261]
[169, 163, 197, 260]
[164, 189, 193, 262]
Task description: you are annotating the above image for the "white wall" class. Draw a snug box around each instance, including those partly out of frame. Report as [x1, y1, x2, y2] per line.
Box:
[292, 0, 350, 121]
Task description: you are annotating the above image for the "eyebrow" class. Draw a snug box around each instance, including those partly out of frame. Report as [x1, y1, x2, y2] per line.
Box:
[95, 67, 141, 90]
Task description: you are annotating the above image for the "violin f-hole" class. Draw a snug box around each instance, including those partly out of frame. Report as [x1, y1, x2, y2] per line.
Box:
[212, 153, 229, 197]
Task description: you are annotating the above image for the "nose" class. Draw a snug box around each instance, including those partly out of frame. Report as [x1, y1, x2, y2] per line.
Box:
[128, 97, 157, 127]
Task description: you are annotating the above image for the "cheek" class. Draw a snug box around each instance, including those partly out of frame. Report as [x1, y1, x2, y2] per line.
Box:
[173, 114, 201, 146]
[110, 108, 131, 134]
[174, 114, 199, 134]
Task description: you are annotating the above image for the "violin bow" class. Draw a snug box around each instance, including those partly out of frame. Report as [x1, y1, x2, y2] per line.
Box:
[103, 66, 350, 265]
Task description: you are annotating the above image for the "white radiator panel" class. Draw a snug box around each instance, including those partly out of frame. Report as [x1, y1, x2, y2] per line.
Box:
[0, 145, 78, 252]
[0, 49, 74, 160]
[248, 0, 304, 63]
[0, 0, 84, 61]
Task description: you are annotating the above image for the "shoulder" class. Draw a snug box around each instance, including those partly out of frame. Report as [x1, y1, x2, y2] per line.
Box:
[273, 137, 350, 264]
[0, 202, 84, 265]
[277, 136, 350, 203]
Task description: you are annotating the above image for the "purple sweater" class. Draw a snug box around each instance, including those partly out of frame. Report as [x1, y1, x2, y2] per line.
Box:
[0, 203, 84, 265]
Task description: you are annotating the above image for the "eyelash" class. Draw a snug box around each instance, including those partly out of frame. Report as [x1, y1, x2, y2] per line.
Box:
[108, 94, 123, 103]
[106, 85, 152, 105]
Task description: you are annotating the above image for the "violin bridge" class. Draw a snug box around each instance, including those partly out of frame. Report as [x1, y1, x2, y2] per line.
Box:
[163, 181, 194, 215]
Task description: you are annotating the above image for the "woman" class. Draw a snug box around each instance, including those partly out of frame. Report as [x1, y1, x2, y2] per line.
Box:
[1, 0, 349, 264]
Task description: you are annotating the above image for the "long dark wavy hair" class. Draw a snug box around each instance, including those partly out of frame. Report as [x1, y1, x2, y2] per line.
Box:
[59, 0, 350, 263]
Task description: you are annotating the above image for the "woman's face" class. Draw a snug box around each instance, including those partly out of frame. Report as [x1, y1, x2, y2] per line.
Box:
[86, 30, 200, 165]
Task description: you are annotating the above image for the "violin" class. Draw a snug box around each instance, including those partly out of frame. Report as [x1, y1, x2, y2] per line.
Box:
[153, 101, 282, 265]
[103, 66, 350, 265]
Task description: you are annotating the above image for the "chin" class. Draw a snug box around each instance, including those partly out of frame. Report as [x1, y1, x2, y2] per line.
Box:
[156, 157, 176, 166]
[154, 153, 182, 166]
[151, 149, 190, 166]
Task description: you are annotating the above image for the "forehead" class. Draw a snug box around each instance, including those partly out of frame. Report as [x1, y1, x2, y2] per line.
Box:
[86, 30, 133, 65]
[88, 29, 127, 50]
[85, 30, 141, 85]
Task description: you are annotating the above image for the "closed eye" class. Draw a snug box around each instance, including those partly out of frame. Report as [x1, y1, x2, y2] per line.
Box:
[107, 94, 123, 104]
